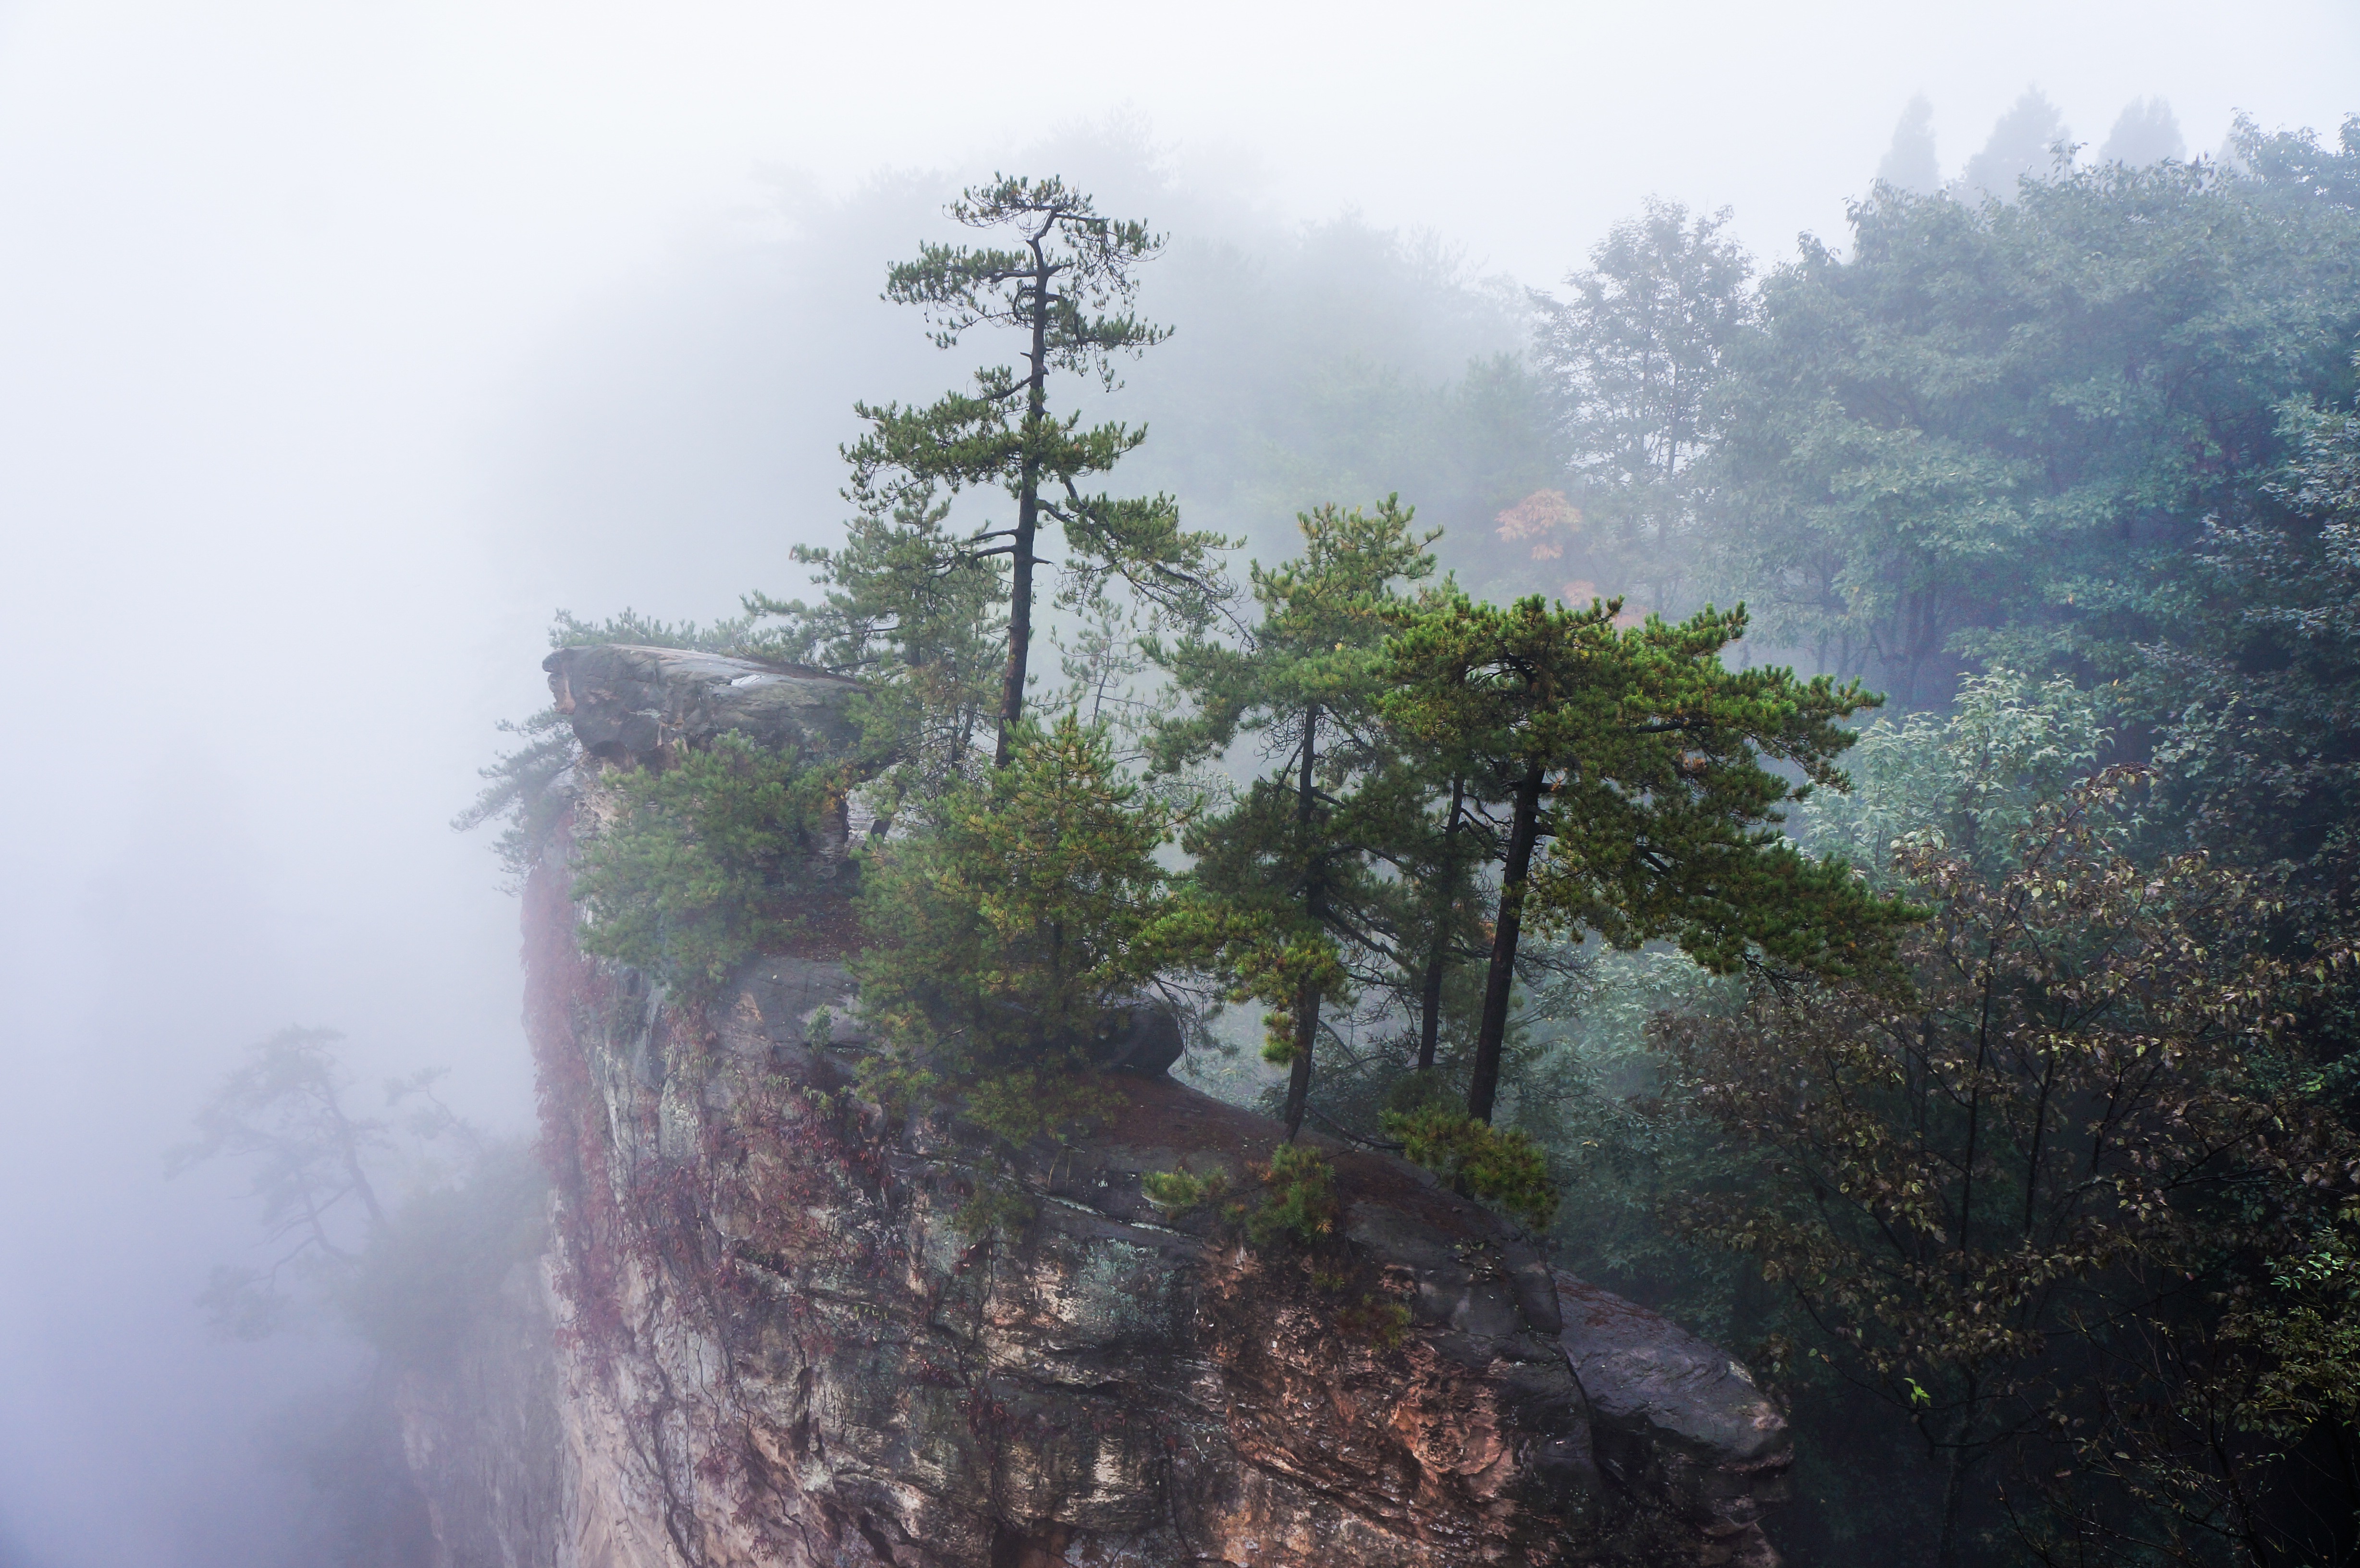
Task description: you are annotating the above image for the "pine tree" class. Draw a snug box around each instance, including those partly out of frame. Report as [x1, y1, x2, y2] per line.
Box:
[1384, 592, 1911, 1123]
[1147, 497, 1438, 1138]
[853, 714, 1173, 1086]
[1400, 763, 1492, 1074]
[746, 488, 1007, 804]
[842, 175, 1230, 767]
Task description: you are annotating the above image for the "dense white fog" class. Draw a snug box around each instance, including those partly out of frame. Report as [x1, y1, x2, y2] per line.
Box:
[0, 1, 2352, 1561]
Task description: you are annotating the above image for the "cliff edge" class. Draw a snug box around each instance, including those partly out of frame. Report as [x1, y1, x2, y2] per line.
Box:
[397, 645, 1792, 1568]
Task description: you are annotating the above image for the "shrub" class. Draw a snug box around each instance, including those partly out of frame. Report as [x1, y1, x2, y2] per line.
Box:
[1147, 1147, 1340, 1249]
[949, 1182, 1036, 1242]
[1382, 1103, 1559, 1232]
[1141, 1167, 1230, 1214]
[1246, 1143, 1340, 1248]
[457, 609, 767, 887]
[1337, 1293, 1413, 1350]
[572, 734, 846, 991]
[851, 714, 1172, 1076]
[961, 1066, 1123, 1149]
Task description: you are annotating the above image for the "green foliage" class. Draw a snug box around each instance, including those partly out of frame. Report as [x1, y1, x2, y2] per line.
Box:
[2228, 110, 2360, 211]
[1140, 1166, 1230, 1214]
[1529, 198, 1754, 614]
[1383, 588, 1915, 1121]
[1381, 1102, 1558, 1232]
[852, 714, 1173, 1078]
[1142, 1152, 1354, 1259]
[2233, 1203, 2360, 1440]
[1803, 666, 2117, 887]
[1516, 947, 1752, 1322]
[949, 1182, 1038, 1242]
[1710, 160, 2360, 707]
[441, 158, 2360, 1564]
[1148, 496, 1444, 1132]
[844, 715, 1181, 1240]
[1506, 149, 2360, 1562]
[1335, 1292, 1413, 1350]
[1669, 780, 2360, 1564]
[743, 489, 1007, 806]
[1244, 1142, 1340, 1249]
[1147, 495, 1438, 772]
[546, 606, 761, 652]
[571, 733, 844, 992]
[2139, 372, 2360, 1066]
[457, 608, 768, 885]
[451, 707, 578, 891]
[960, 1067, 1123, 1150]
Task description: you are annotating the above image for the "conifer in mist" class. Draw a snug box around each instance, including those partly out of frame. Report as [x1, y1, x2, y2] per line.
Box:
[840, 175, 1230, 767]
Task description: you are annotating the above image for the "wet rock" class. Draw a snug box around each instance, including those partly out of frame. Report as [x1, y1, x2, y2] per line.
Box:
[390, 1261, 572, 1568]
[428, 921, 1794, 1568]
[1560, 1281, 1793, 1568]
[1083, 997, 1186, 1076]
[543, 643, 862, 767]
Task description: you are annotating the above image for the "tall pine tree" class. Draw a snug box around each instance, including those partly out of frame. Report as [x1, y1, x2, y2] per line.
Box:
[844, 176, 1230, 766]
[1148, 497, 1437, 1138]
[1384, 593, 1910, 1122]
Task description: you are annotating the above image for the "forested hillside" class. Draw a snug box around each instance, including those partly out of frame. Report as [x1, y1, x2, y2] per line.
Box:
[451, 115, 2360, 1567]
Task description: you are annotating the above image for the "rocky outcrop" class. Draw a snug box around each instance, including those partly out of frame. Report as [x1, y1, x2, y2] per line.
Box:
[1558, 1284, 1792, 1563]
[400, 646, 1793, 1568]
[543, 644, 862, 768]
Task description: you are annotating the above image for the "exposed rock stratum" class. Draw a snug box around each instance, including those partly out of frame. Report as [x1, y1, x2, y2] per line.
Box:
[396, 645, 1792, 1567]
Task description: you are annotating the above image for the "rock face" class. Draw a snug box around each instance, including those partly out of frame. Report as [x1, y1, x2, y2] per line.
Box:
[401, 647, 1793, 1568]
[543, 644, 863, 768]
[393, 1260, 574, 1568]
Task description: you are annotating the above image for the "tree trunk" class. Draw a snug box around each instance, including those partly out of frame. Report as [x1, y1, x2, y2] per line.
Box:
[994, 257, 1055, 767]
[1416, 775, 1466, 1072]
[1415, 944, 1447, 1075]
[1933, 1445, 1965, 1568]
[320, 1063, 389, 1234]
[1469, 762, 1545, 1124]
[996, 502, 1037, 768]
[1933, 1388, 1977, 1568]
[1285, 704, 1322, 1140]
[1283, 979, 1318, 1141]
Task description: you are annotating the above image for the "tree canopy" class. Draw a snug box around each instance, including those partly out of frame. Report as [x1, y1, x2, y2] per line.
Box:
[1384, 592, 1912, 1122]
[1713, 159, 2360, 706]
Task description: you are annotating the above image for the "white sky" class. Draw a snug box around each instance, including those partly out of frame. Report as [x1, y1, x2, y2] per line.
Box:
[0, 2, 2350, 1562]
[4, 1, 2352, 368]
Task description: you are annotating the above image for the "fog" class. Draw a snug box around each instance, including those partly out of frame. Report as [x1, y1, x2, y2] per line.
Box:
[0, 0, 2351, 1562]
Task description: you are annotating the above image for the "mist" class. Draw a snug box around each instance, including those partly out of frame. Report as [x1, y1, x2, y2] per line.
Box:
[1, 0, 2355, 1562]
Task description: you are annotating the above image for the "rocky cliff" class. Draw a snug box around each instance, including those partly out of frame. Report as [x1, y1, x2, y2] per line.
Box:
[398, 645, 1792, 1568]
